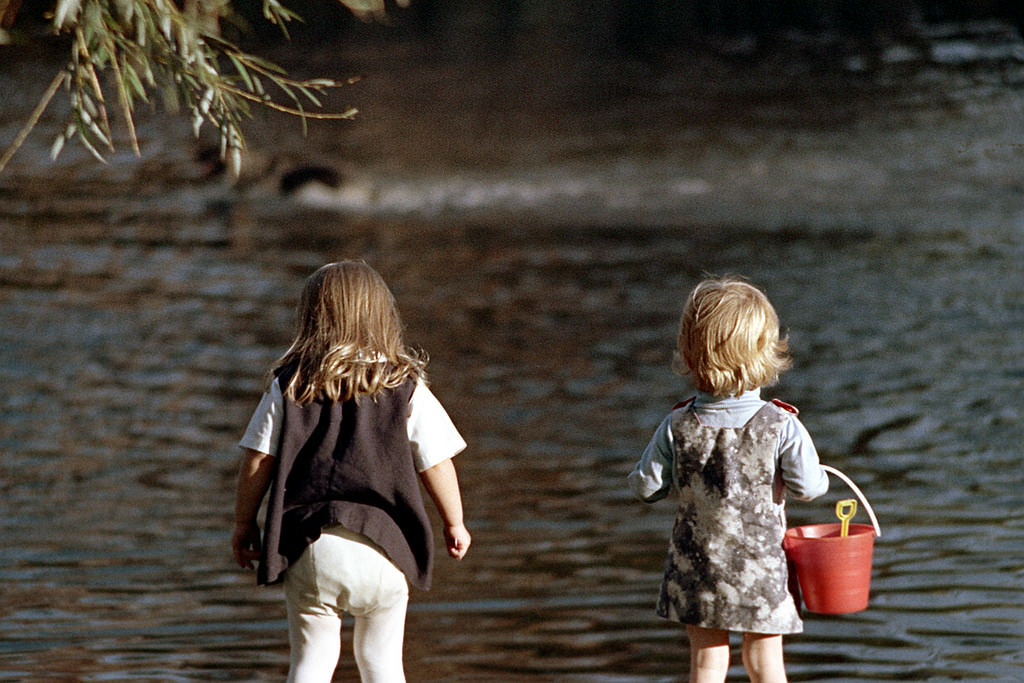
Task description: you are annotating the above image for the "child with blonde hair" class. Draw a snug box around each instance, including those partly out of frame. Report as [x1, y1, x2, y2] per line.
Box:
[629, 276, 828, 683]
[232, 261, 470, 683]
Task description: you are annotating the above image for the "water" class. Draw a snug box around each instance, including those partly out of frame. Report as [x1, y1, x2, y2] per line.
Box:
[2, 31, 1024, 682]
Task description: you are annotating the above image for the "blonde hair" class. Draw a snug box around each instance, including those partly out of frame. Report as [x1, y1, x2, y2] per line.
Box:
[673, 277, 791, 397]
[270, 261, 426, 405]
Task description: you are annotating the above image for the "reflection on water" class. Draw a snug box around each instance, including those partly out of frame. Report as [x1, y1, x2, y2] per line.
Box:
[2, 40, 1024, 683]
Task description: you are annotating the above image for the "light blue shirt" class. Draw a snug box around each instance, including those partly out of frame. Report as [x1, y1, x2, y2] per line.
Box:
[628, 389, 829, 503]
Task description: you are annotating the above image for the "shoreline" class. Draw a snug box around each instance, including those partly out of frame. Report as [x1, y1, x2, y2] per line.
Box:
[2, 31, 1023, 236]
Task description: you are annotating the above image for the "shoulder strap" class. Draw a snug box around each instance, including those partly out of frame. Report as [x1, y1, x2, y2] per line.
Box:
[771, 398, 799, 415]
[672, 396, 697, 411]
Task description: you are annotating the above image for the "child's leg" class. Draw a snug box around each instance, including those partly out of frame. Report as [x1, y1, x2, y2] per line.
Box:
[740, 633, 788, 683]
[285, 605, 343, 683]
[306, 526, 409, 683]
[352, 599, 408, 682]
[283, 544, 343, 683]
[686, 625, 731, 683]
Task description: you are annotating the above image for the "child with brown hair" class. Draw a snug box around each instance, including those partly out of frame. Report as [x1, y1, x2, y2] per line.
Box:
[628, 276, 828, 683]
[232, 261, 470, 683]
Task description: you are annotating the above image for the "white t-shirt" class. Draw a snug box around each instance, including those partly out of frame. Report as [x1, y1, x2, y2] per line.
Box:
[239, 378, 466, 473]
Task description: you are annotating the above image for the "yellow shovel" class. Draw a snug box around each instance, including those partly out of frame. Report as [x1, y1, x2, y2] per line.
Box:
[835, 499, 857, 537]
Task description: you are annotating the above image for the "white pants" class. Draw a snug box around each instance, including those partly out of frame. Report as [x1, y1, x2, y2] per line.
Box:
[283, 525, 409, 683]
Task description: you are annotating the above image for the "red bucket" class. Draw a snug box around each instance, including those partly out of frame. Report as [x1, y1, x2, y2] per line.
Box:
[783, 466, 880, 615]
[784, 522, 875, 613]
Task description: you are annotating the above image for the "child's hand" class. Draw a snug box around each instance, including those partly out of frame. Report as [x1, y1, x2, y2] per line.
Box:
[445, 523, 471, 561]
[232, 521, 262, 569]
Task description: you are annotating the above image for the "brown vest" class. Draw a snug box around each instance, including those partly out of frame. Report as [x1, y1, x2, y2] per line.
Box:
[257, 367, 434, 590]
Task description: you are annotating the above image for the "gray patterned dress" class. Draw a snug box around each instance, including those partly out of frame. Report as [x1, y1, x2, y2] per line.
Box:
[656, 402, 803, 634]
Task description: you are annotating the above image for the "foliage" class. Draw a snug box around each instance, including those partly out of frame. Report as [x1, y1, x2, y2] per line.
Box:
[0, 0, 385, 173]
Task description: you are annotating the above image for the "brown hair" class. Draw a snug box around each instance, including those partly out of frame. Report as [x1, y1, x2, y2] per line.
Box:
[673, 277, 791, 397]
[270, 261, 426, 404]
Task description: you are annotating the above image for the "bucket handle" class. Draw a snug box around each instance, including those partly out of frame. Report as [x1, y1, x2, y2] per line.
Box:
[821, 465, 881, 538]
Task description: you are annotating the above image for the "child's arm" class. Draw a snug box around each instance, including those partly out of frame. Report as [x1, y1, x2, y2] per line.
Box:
[232, 448, 275, 569]
[628, 414, 675, 502]
[778, 418, 829, 500]
[419, 459, 471, 560]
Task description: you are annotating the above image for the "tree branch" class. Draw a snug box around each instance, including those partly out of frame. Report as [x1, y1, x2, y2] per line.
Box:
[0, 71, 66, 173]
